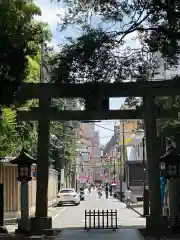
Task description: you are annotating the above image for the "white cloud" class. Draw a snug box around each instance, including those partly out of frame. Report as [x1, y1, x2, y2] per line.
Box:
[34, 0, 67, 46]
[35, 0, 65, 27]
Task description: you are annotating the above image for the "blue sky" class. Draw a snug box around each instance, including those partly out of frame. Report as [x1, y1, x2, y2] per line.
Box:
[35, 0, 133, 145]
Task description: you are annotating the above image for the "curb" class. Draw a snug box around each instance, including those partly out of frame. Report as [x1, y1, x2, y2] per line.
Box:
[5, 199, 57, 225]
[128, 205, 144, 217]
[115, 196, 144, 217]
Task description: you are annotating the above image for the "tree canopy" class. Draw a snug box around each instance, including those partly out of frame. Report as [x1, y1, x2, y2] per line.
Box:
[51, 0, 180, 84]
[51, 0, 180, 137]
[57, 0, 180, 66]
[0, 0, 78, 175]
[0, 0, 45, 105]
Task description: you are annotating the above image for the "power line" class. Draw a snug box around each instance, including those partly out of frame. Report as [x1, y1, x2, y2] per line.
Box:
[94, 123, 114, 132]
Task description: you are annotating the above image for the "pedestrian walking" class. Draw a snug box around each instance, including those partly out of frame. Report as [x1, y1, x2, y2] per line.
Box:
[105, 183, 109, 199]
[109, 183, 112, 196]
[125, 187, 131, 208]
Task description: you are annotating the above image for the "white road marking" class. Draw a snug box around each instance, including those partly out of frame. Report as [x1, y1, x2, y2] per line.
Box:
[52, 207, 67, 220]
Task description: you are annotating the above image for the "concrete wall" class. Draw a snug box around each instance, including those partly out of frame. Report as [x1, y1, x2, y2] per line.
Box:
[0, 163, 58, 220]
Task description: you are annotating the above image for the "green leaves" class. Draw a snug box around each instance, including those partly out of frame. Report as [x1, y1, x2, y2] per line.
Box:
[0, 0, 48, 105]
[57, 0, 180, 67]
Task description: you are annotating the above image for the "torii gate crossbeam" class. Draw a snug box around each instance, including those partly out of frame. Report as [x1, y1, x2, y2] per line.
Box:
[15, 79, 180, 100]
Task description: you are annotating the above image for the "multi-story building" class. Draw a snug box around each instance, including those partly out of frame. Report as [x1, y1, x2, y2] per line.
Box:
[152, 51, 179, 80]
[76, 122, 94, 184]
[103, 124, 120, 183]
[91, 130, 101, 183]
[119, 105, 138, 144]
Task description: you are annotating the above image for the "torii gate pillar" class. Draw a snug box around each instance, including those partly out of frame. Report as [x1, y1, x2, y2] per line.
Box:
[143, 95, 168, 233]
[30, 97, 52, 235]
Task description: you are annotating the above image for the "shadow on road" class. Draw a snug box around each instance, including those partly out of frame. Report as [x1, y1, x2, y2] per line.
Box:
[54, 204, 80, 207]
[55, 224, 145, 230]
[55, 225, 145, 240]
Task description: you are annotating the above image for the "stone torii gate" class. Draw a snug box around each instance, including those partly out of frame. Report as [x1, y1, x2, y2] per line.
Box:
[16, 79, 180, 234]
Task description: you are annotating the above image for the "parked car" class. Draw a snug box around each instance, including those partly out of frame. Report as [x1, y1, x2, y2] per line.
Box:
[57, 188, 80, 206]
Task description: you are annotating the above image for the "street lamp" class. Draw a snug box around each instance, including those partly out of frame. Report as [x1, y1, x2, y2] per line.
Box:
[10, 148, 36, 234]
[160, 145, 180, 179]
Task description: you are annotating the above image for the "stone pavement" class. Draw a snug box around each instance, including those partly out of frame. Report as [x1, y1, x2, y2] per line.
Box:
[55, 228, 144, 240]
[6, 206, 63, 234]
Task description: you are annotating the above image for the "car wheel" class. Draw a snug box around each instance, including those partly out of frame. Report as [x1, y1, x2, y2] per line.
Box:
[75, 202, 80, 206]
[57, 203, 62, 207]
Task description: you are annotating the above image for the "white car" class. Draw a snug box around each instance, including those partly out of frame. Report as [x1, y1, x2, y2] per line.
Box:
[57, 188, 80, 206]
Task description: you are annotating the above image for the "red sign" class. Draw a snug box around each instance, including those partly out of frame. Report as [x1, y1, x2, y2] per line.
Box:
[115, 180, 120, 185]
[77, 175, 89, 180]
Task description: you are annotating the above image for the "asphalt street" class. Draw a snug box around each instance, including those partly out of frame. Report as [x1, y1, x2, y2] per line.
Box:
[53, 189, 146, 240]
[52, 189, 146, 229]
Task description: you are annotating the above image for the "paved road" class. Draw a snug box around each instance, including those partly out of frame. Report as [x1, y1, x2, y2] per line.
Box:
[53, 189, 145, 229]
[53, 189, 146, 239]
[6, 189, 146, 239]
[6, 191, 180, 239]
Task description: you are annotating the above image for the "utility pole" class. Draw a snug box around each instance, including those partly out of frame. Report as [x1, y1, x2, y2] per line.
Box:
[142, 136, 149, 216]
[120, 120, 125, 201]
[113, 155, 116, 183]
[40, 34, 45, 83]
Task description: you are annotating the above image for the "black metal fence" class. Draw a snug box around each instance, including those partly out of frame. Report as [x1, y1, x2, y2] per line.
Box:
[85, 209, 118, 230]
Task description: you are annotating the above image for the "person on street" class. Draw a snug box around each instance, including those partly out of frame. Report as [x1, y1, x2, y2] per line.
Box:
[105, 183, 109, 199]
[97, 186, 102, 198]
[88, 186, 91, 194]
[109, 183, 112, 196]
[125, 187, 131, 208]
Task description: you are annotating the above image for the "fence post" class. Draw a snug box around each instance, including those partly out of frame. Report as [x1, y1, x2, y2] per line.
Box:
[89, 210, 91, 230]
[98, 210, 100, 228]
[115, 210, 118, 229]
[102, 210, 104, 228]
[110, 209, 113, 228]
[106, 210, 109, 228]
[93, 210, 95, 229]
[85, 210, 87, 229]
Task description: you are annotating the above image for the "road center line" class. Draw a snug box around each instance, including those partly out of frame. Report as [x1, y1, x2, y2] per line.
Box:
[52, 207, 67, 220]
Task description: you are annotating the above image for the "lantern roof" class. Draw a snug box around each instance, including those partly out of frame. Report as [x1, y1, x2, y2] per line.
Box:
[10, 148, 36, 165]
[160, 148, 180, 164]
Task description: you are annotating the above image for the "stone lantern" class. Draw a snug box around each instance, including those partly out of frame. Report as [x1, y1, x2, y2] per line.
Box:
[160, 143, 180, 230]
[160, 145, 180, 179]
[10, 148, 36, 182]
[10, 148, 36, 234]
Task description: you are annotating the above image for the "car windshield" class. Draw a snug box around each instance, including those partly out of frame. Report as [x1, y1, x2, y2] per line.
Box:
[60, 189, 74, 194]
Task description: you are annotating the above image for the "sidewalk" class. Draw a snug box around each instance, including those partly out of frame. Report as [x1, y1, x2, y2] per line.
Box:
[6, 204, 59, 234]
[5, 198, 57, 225]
